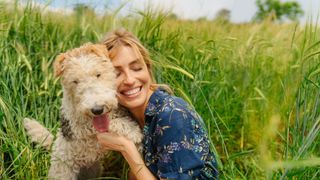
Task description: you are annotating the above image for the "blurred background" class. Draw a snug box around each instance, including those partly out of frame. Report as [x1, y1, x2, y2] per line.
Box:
[23, 0, 320, 23]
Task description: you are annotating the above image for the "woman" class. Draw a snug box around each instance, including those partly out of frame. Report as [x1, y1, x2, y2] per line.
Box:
[97, 28, 218, 179]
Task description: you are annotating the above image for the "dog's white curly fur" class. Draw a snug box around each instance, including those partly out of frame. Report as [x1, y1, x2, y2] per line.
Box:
[23, 44, 143, 180]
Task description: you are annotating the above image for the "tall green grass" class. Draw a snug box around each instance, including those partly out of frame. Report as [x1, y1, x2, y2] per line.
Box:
[0, 1, 319, 179]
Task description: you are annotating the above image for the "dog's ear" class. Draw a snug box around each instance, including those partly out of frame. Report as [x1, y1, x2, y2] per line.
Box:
[89, 44, 109, 60]
[54, 54, 66, 77]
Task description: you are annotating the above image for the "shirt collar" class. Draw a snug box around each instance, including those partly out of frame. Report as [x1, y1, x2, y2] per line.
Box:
[144, 88, 168, 117]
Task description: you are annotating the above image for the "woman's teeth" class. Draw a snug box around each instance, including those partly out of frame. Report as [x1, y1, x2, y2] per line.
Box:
[123, 87, 141, 96]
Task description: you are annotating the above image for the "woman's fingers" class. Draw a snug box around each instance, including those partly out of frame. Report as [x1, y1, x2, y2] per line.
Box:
[96, 133, 126, 151]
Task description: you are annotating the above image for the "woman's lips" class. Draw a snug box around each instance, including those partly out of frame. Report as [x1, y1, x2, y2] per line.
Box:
[121, 86, 142, 97]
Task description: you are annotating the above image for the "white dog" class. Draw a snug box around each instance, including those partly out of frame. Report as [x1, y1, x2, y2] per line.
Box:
[24, 43, 143, 180]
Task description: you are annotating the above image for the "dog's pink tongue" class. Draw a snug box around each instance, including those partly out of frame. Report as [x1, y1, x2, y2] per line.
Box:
[93, 114, 109, 133]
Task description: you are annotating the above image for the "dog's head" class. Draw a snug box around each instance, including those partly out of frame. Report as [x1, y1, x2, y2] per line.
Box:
[54, 43, 117, 133]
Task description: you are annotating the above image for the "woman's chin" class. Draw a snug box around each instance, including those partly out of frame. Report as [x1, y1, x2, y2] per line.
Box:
[119, 95, 143, 109]
[120, 88, 146, 107]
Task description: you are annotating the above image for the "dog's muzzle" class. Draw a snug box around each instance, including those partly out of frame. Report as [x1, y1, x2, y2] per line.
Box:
[91, 105, 104, 115]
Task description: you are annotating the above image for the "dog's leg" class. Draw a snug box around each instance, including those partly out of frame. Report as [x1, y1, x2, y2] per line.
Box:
[48, 135, 79, 180]
[78, 160, 102, 180]
[23, 118, 54, 150]
[49, 159, 77, 180]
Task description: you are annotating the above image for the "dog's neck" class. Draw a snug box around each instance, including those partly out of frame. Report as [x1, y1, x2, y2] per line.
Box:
[60, 108, 74, 140]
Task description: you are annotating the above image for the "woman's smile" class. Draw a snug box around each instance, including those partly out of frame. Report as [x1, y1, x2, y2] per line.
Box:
[121, 86, 142, 97]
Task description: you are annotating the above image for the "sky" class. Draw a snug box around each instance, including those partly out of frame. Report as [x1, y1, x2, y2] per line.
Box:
[33, 0, 320, 23]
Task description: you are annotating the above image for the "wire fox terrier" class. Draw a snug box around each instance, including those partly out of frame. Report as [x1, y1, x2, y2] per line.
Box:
[24, 43, 143, 179]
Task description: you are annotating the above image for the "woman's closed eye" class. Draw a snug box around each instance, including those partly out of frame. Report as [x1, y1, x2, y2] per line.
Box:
[132, 67, 142, 71]
[131, 64, 143, 71]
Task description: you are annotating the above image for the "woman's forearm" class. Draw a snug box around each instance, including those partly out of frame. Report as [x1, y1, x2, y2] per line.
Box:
[122, 141, 157, 180]
[96, 133, 156, 179]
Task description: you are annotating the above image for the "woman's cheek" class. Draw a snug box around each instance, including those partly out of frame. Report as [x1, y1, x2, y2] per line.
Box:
[115, 77, 121, 90]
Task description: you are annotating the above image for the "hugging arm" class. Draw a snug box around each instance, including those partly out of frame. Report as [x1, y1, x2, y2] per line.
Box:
[97, 133, 157, 180]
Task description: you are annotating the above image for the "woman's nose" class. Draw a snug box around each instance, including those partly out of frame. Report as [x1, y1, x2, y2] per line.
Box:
[123, 73, 135, 85]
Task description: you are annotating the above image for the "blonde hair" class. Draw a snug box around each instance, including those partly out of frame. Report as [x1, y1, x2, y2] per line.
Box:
[101, 28, 172, 93]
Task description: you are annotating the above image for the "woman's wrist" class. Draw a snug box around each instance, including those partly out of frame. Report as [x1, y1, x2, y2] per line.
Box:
[120, 139, 156, 179]
[121, 140, 143, 163]
[121, 141, 145, 173]
[120, 137, 135, 154]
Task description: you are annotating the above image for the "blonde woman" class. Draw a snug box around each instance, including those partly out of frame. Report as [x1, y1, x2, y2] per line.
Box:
[97, 29, 218, 180]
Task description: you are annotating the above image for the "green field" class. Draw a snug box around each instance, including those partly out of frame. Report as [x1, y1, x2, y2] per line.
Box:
[0, 1, 319, 179]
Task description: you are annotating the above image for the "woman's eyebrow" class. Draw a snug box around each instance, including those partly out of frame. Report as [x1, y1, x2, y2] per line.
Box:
[129, 59, 141, 65]
[113, 59, 140, 69]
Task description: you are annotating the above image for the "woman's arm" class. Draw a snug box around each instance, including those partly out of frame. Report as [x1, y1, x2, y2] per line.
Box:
[97, 133, 156, 180]
[121, 139, 157, 180]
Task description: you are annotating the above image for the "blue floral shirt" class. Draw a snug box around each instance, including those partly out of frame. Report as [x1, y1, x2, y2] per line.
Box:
[143, 88, 218, 179]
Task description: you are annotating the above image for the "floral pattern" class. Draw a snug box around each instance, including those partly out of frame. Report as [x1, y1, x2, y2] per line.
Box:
[143, 88, 218, 179]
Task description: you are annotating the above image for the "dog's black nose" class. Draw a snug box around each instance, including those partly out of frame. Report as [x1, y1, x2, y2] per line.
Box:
[91, 106, 104, 115]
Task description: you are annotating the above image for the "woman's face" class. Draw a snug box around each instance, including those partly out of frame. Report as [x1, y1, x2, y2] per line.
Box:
[111, 46, 153, 112]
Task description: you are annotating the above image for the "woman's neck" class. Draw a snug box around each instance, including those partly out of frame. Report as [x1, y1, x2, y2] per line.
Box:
[130, 109, 145, 128]
[129, 88, 154, 128]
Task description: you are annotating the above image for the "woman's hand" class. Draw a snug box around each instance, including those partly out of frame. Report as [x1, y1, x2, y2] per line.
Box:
[97, 132, 156, 180]
[97, 132, 132, 152]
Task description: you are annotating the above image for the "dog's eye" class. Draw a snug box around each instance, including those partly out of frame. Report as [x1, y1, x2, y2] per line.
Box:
[73, 80, 78, 84]
[96, 74, 101, 78]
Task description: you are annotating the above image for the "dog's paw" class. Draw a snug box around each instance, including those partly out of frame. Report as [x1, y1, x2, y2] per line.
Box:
[23, 118, 54, 150]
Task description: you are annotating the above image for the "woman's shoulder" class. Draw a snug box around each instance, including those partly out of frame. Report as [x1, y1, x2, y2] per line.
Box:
[145, 88, 203, 129]
[146, 88, 194, 117]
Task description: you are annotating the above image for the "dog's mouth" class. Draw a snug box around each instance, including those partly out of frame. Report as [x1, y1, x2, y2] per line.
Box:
[92, 113, 109, 133]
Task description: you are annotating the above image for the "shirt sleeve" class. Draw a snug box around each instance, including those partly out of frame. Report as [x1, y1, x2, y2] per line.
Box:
[153, 103, 211, 179]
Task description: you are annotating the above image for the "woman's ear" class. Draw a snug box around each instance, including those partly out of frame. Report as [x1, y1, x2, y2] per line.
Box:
[54, 54, 66, 77]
